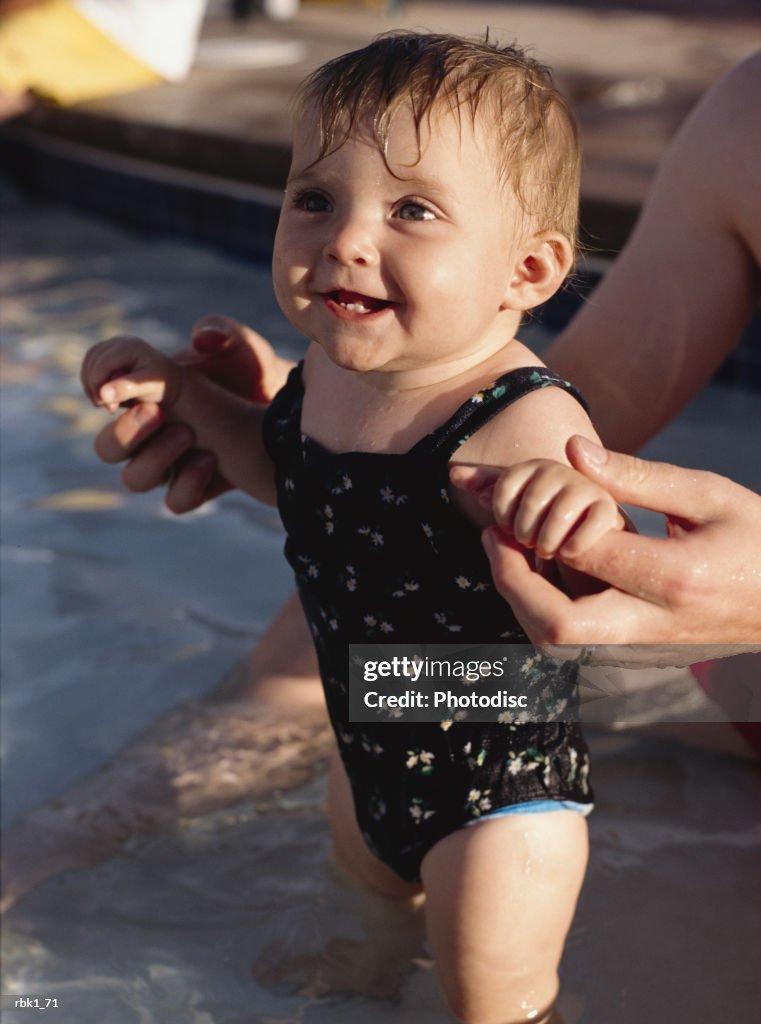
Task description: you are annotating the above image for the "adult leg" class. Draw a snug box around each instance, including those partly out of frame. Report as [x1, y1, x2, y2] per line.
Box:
[1, 593, 329, 912]
[421, 812, 588, 1024]
[235, 591, 321, 707]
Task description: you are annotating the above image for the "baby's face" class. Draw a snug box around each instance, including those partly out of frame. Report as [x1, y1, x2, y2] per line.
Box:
[272, 99, 528, 381]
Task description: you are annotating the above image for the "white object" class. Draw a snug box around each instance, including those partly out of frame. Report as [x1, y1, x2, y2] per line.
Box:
[262, 0, 299, 19]
[72, 0, 207, 80]
[195, 37, 305, 69]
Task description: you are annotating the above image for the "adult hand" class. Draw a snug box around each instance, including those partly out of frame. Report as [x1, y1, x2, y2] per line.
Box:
[93, 315, 293, 513]
[473, 437, 761, 667]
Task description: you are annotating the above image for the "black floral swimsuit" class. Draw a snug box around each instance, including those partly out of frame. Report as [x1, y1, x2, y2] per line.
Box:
[263, 363, 593, 881]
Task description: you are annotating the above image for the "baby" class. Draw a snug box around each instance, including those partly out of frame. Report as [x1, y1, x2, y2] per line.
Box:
[82, 33, 624, 1024]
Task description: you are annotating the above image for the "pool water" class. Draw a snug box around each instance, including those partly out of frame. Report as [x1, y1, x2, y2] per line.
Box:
[2, 188, 760, 1024]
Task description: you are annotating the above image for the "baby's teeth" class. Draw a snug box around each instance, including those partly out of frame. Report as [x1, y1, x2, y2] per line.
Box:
[343, 301, 369, 312]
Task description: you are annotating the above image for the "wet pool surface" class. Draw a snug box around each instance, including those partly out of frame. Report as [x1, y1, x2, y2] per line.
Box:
[2, 187, 760, 1023]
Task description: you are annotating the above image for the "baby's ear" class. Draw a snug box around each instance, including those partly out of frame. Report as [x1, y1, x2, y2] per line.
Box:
[500, 233, 574, 312]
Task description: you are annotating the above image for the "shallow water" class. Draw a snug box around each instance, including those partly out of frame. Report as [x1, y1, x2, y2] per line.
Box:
[1, 189, 305, 824]
[2, 187, 760, 1023]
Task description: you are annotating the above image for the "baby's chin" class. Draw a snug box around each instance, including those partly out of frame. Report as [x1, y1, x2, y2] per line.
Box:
[311, 337, 398, 375]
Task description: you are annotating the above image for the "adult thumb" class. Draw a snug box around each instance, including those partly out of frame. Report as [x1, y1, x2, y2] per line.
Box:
[191, 314, 241, 353]
[566, 436, 708, 519]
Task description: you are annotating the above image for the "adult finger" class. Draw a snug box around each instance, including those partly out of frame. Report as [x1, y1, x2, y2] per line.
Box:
[553, 527, 680, 606]
[191, 313, 246, 350]
[190, 315, 277, 402]
[94, 402, 168, 463]
[566, 437, 723, 521]
[120, 424, 197, 493]
[482, 528, 666, 645]
[481, 529, 574, 640]
[164, 453, 231, 514]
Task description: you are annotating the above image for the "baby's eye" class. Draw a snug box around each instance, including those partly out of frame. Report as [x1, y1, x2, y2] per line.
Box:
[292, 190, 332, 213]
[396, 201, 436, 222]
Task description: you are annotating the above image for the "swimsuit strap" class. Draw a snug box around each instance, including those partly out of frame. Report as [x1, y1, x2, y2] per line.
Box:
[262, 361, 306, 461]
[263, 363, 588, 463]
[411, 366, 589, 460]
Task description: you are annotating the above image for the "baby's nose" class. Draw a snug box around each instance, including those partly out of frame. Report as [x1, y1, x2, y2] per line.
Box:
[323, 219, 379, 266]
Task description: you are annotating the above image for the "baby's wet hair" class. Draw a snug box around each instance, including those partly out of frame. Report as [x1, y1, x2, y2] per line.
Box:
[294, 31, 580, 249]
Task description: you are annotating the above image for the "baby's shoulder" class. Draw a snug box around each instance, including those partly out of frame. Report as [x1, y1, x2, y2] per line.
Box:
[453, 369, 596, 470]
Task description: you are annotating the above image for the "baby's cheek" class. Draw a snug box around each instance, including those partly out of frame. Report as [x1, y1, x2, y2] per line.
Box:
[271, 265, 294, 313]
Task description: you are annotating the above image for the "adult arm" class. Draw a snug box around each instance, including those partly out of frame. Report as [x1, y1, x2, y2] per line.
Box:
[546, 51, 761, 452]
[496, 54, 761, 664]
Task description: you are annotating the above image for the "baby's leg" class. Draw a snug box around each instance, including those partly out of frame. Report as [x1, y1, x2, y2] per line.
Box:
[324, 754, 427, 996]
[255, 752, 426, 999]
[421, 811, 588, 1024]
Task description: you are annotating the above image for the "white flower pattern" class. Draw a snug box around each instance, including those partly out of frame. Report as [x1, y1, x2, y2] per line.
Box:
[265, 365, 592, 873]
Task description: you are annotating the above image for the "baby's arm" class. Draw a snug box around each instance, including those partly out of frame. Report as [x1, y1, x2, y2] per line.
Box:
[81, 337, 277, 505]
[449, 382, 626, 594]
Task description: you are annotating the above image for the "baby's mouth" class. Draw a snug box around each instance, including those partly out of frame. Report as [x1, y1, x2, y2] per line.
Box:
[326, 289, 393, 314]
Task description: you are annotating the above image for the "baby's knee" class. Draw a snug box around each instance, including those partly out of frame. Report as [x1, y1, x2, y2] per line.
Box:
[442, 972, 559, 1024]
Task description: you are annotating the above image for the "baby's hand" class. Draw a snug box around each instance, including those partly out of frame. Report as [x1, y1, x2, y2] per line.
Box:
[451, 458, 625, 560]
[81, 336, 181, 414]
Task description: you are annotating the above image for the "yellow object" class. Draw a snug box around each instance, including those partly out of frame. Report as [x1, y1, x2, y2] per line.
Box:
[32, 489, 124, 510]
[0, 0, 161, 106]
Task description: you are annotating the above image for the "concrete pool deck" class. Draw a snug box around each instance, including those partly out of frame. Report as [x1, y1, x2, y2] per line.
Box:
[4, 0, 761, 253]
